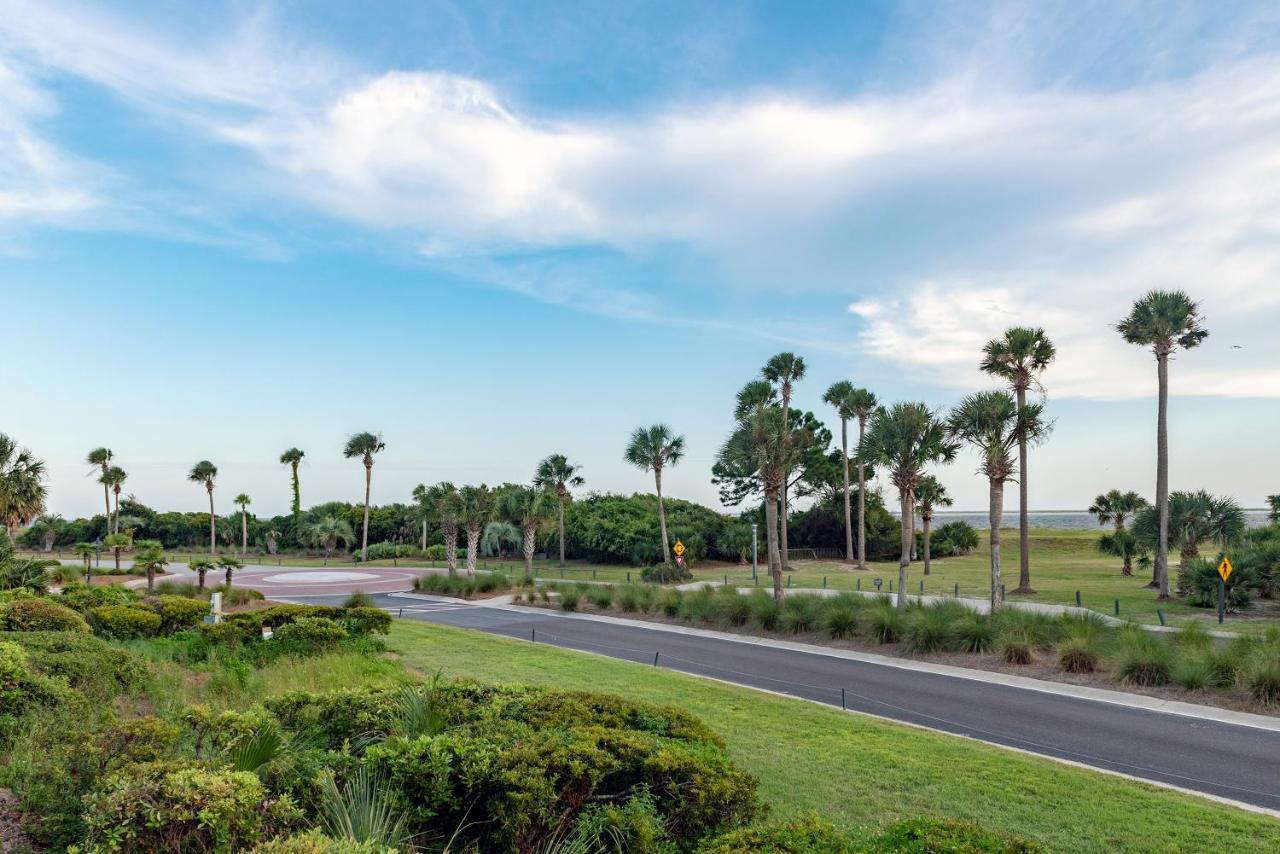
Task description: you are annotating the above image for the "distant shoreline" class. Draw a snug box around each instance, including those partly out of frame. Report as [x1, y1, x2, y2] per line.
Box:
[894, 509, 1272, 530]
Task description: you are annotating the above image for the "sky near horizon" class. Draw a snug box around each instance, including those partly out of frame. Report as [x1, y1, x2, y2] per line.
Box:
[2, 1, 1279, 520]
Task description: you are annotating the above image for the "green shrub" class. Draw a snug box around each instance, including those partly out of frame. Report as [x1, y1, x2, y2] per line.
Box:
[1000, 639, 1034, 665]
[873, 817, 1042, 853]
[868, 604, 903, 644]
[1247, 659, 1280, 706]
[341, 607, 392, 636]
[932, 521, 980, 556]
[746, 591, 780, 631]
[780, 595, 823, 634]
[699, 813, 860, 853]
[91, 605, 162, 639]
[1057, 638, 1099, 674]
[616, 585, 643, 612]
[700, 815, 1041, 854]
[343, 591, 375, 609]
[904, 607, 954, 654]
[57, 583, 139, 611]
[1172, 656, 1212, 690]
[1114, 629, 1172, 686]
[1, 598, 90, 633]
[679, 587, 716, 623]
[824, 602, 858, 639]
[559, 590, 581, 611]
[994, 609, 1062, 649]
[954, 612, 995, 653]
[660, 589, 683, 617]
[588, 586, 615, 609]
[424, 544, 448, 560]
[151, 595, 209, 633]
[0, 640, 69, 742]
[1182, 557, 1258, 611]
[0, 631, 147, 699]
[710, 588, 752, 627]
[1175, 620, 1213, 651]
[252, 829, 395, 853]
[274, 617, 349, 651]
[82, 760, 302, 852]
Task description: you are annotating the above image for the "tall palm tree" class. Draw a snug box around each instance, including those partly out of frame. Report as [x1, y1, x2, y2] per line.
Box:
[459, 485, 495, 576]
[860, 403, 958, 608]
[731, 400, 792, 600]
[86, 447, 114, 530]
[980, 327, 1055, 595]
[1117, 290, 1208, 599]
[187, 460, 219, 555]
[500, 485, 559, 578]
[847, 389, 878, 569]
[624, 424, 685, 567]
[234, 493, 252, 555]
[914, 476, 952, 577]
[0, 434, 47, 541]
[301, 515, 356, 560]
[280, 448, 305, 516]
[822, 381, 859, 564]
[762, 353, 806, 568]
[100, 466, 127, 533]
[411, 483, 431, 551]
[132, 539, 168, 594]
[534, 454, 585, 567]
[947, 391, 1046, 610]
[426, 482, 462, 575]
[343, 432, 385, 563]
[35, 513, 63, 552]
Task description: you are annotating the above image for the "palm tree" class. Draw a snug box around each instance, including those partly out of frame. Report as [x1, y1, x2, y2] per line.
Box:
[425, 482, 462, 575]
[947, 392, 1047, 609]
[459, 485, 495, 576]
[1134, 491, 1246, 588]
[1089, 490, 1148, 575]
[500, 486, 559, 578]
[280, 448, 305, 516]
[861, 403, 958, 608]
[263, 529, 281, 556]
[100, 466, 127, 534]
[234, 493, 252, 555]
[187, 461, 219, 555]
[189, 556, 215, 590]
[103, 531, 130, 572]
[534, 454, 585, 567]
[980, 327, 1055, 595]
[217, 555, 244, 589]
[481, 521, 521, 559]
[847, 389, 878, 569]
[762, 353, 806, 567]
[34, 513, 63, 552]
[1097, 531, 1146, 577]
[0, 435, 47, 542]
[133, 539, 168, 594]
[624, 424, 685, 567]
[86, 447, 113, 530]
[823, 381, 858, 564]
[1117, 290, 1208, 599]
[73, 541, 95, 582]
[734, 403, 791, 599]
[915, 476, 952, 577]
[301, 515, 356, 561]
[343, 432, 385, 563]
[1267, 494, 1279, 525]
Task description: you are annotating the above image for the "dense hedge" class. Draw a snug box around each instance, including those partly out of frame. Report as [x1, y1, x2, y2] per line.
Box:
[563, 492, 733, 565]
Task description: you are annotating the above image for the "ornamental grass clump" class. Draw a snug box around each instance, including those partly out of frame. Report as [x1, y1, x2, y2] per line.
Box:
[1247, 659, 1280, 706]
[746, 591, 779, 632]
[868, 603, 903, 645]
[710, 588, 752, 627]
[1114, 626, 1172, 686]
[679, 588, 715, 623]
[823, 602, 858, 639]
[903, 605, 955, 654]
[660, 589, 683, 618]
[954, 612, 996, 654]
[1057, 637, 1100, 674]
[1171, 656, 1212, 691]
[780, 595, 822, 634]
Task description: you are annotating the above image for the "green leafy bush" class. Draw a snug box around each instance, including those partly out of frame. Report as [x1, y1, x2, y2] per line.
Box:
[342, 607, 392, 636]
[81, 760, 302, 852]
[252, 829, 395, 853]
[564, 492, 733, 565]
[1058, 638, 1099, 674]
[424, 544, 448, 560]
[90, 605, 163, 639]
[273, 617, 348, 651]
[698, 812, 861, 853]
[932, 521, 980, 556]
[904, 606, 955, 654]
[150, 595, 209, 633]
[1182, 557, 1258, 611]
[872, 817, 1042, 852]
[1, 598, 91, 633]
[1114, 629, 1172, 686]
[58, 583, 139, 611]
[0, 640, 69, 743]
[700, 814, 1041, 853]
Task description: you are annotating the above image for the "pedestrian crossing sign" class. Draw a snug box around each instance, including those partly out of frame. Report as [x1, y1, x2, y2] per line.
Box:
[1218, 556, 1233, 582]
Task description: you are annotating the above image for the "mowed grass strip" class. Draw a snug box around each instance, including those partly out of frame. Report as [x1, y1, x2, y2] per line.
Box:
[388, 620, 1280, 854]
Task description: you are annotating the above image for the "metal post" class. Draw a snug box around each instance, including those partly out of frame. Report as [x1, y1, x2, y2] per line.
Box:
[823, 576, 827, 589]
[1075, 590, 1081, 607]
[653, 650, 660, 667]
[954, 582, 959, 597]
[857, 578, 861, 591]
[532, 628, 536, 643]
[841, 687, 846, 710]
[627, 571, 631, 583]
[1217, 577, 1225, 624]
[751, 523, 758, 583]
[919, 579, 924, 595]
[1158, 609, 1167, 627]
[1114, 598, 1120, 615]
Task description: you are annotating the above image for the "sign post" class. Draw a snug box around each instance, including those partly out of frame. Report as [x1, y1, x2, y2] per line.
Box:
[751, 524, 758, 583]
[673, 540, 686, 570]
[1216, 555, 1233, 625]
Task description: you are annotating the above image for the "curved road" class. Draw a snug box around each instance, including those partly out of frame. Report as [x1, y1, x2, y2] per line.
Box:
[288, 592, 1280, 813]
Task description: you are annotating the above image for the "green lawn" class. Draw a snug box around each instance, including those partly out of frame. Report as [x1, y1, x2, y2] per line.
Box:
[387, 620, 1280, 853]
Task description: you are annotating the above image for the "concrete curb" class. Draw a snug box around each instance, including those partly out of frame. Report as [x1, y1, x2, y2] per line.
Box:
[488, 603, 1280, 734]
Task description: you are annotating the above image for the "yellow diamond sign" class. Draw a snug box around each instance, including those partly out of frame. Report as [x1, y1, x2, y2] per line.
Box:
[1218, 556, 1233, 582]
[673, 540, 686, 557]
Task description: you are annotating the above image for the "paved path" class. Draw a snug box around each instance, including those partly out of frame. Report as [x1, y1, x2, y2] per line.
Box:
[283, 592, 1280, 814]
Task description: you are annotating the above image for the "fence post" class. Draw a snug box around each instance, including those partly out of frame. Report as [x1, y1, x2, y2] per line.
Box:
[841, 687, 846, 710]
[1156, 609, 1166, 626]
[592, 568, 597, 580]
[653, 651, 660, 667]
[725, 574, 728, 586]
[627, 571, 631, 583]
[954, 582, 959, 597]
[919, 579, 924, 595]
[1114, 599, 1120, 616]
[787, 575, 792, 589]
[823, 576, 827, 589]
[857, 578, 861, 591]
[1000, 583, 1005, 600]
[532, 628, 536, 643]
[1075, 590, 1081, 607]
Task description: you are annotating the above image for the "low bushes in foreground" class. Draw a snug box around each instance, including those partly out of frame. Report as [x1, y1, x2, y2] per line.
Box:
[412, 571, 516, 599]
[698, 813, 1040, 853]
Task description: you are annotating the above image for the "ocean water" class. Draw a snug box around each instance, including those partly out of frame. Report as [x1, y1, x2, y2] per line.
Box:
[920, 510, 1274, 530]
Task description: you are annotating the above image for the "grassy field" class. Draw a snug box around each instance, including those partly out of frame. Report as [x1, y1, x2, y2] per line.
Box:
[387, 620, 1280, 852]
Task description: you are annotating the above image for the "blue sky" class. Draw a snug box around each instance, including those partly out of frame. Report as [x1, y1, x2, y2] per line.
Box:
[3, 0, 1279, 518]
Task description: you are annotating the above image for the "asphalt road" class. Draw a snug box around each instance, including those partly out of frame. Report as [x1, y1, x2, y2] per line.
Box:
[293, 592, 1280, 812]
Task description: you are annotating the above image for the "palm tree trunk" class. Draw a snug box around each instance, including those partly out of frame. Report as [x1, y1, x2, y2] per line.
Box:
[225, 567, 234, 588]
[102, 473, 111, 535]
[523, 525, 536, 579]
[781, 393, 791, 569]
[421, 520, 427, 551]
[445, 523, 458, 576]
[990, 479, 1005, 610]
[840, 416, 853, 563]
[197, 569, 206, 591]
[1155, 353, 1171, 599]
[765, 487, 783, 600]
[207, 486, 216, 555]
[897, 490, 911, 609]
[113, 490, 120, 534]
[558, 498, 567, 567]
[466, 525, 480, 576]
[1122, 553, 1133, 577]
[857, 417, 867, 569]
[922, 511, 932, 576]
[147, 568, 154, 593]
[361, 463, 372, 562]
[291, 463, 301, 516]
[655, 467, 671, 566]
[241, 510, 248, 555]
[114, 547, 120, 571]
[1015, 386, 1034, 594]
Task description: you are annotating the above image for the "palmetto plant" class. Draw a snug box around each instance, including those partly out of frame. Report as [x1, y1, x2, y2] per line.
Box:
[318, 767, 413, 850]
[534, 453, 585, 567]
[279, 447, 305, 516]
[481, 521, 521, 559]
[187, 460, 219, 555]
[234, 493, 251, 555]
[189, 556, 215, 590]
[947, 391, 1046, 610]
[624, 424, 685, 568]
[861, 403, 958, 608]
[459, 484, 495, 576]
[914, 476, 952, 577]
[500, 485, 559, 578]
[427, 482, 463, 575]
[100, 466, 127, 534]
[1117, 289, 1208, 599]
[86, 447, 114, 530]
[34, 513, 63, 552]
[103, 531, 130, 572]
[1097, 530, 1147, 578]
[0, 434, 47, 541]
[847, 388, 878, 568]
[980, 327, 1055, 595]
[1267, 494, 1279, 524]
[762, 352, 806, 568]
[343, 432, 386, 563]
[1134, 491, 1246, 582]
[217, 555, 244, 589]
[302, 515, 356, 560]
[1089, 490, 1149, 576]
[133, 539, 168, 593]
[73, 541, 95, 581]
